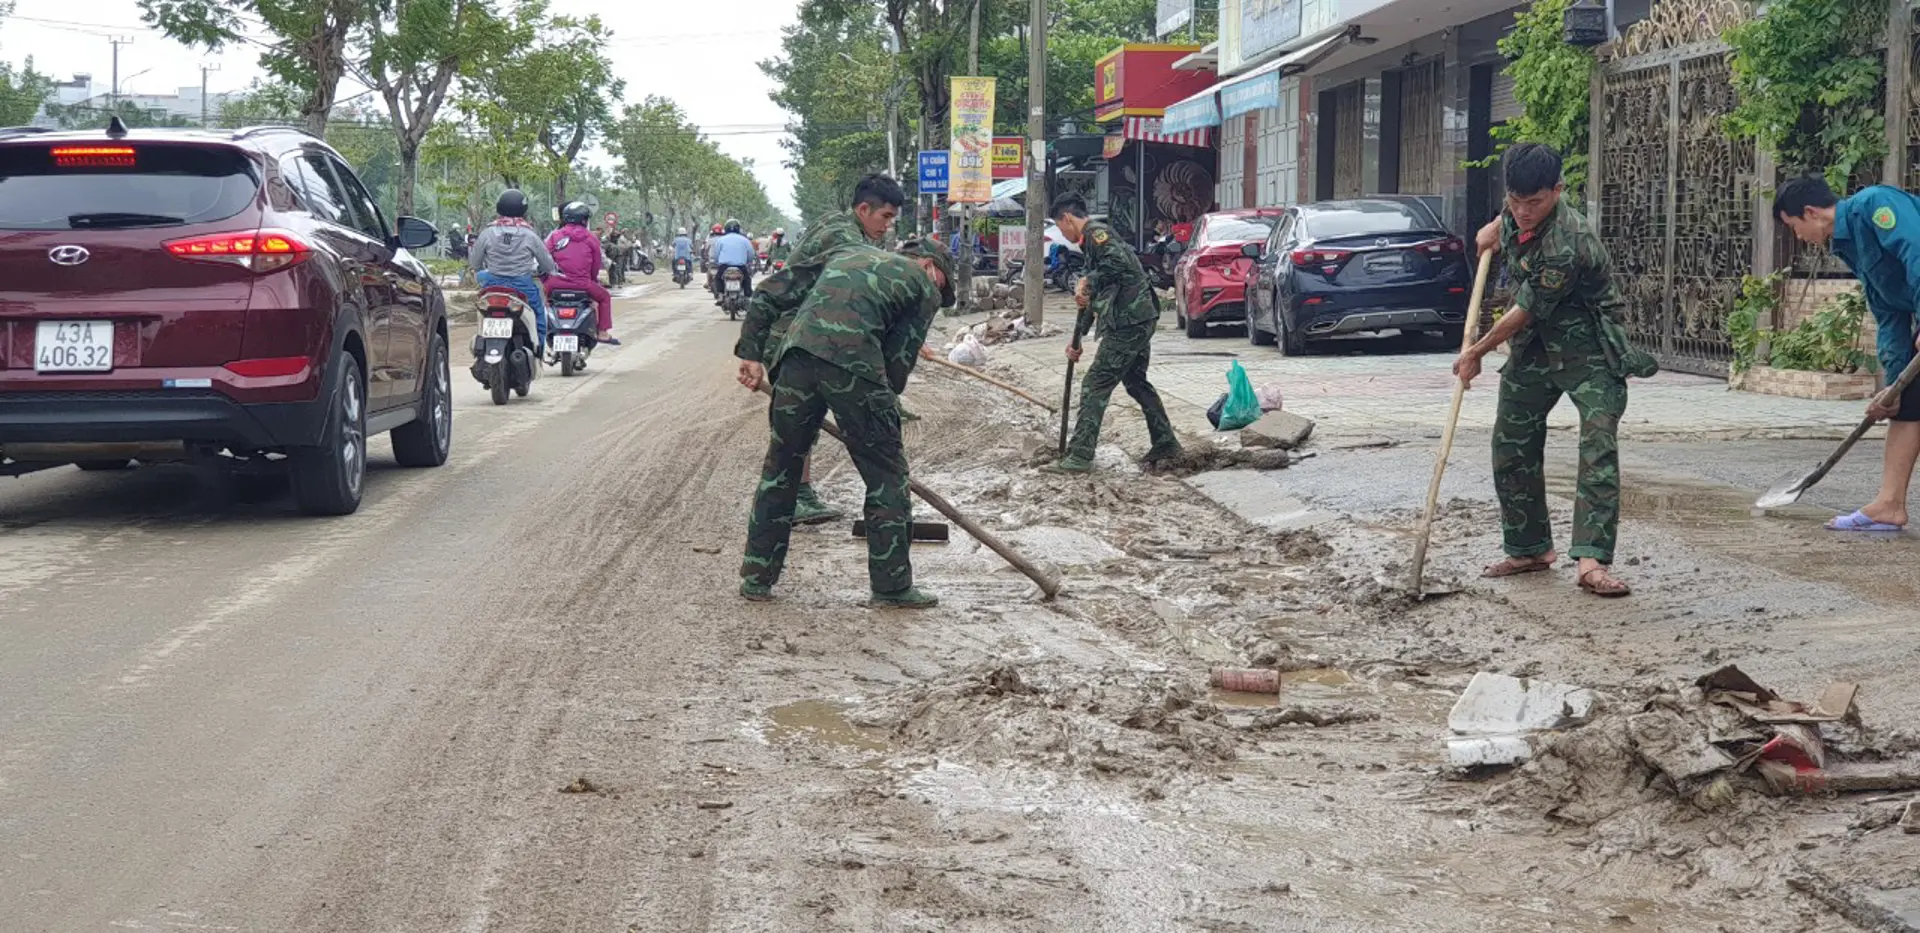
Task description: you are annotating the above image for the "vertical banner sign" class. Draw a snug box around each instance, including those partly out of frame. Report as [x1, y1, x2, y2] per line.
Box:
[999, 226, 1026, 258]
[948, 76, 997, 203]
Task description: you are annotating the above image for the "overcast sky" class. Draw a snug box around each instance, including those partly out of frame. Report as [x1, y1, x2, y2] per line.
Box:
[1, 0, 804, 215]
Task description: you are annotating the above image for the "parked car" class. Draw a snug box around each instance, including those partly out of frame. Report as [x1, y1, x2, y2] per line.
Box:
[1173, 208, 1286, 338]
[0, 122, 450, 515]
[1244, 197, 1471, 355]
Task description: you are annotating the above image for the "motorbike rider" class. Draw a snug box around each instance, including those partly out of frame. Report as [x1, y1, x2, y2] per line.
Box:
[671, 227, 694, 277]
[544, 201, 620, 346]
[711, 218, 758, 304]
[704, 222, 725, 288]
[601, 220, 627, 283]
[769, 227, 791, 264]
[469, 188, 557, 348]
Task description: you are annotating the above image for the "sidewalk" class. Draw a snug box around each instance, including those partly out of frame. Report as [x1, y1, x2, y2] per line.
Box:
[958, 301, 1866, 443]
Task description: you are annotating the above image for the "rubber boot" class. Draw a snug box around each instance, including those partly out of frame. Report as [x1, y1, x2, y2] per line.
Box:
[792, 483, 845, 525]
[740, 580, 774, 602]
[870, 586, 939, 609]
[1140, 443, 1184, 465]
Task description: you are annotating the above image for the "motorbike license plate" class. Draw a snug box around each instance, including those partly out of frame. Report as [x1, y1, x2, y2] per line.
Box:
[35, 320, 113, 372]
[552, 335, 579, 353]
[480, 317, 514, 339]
[725, 280, 741, 292]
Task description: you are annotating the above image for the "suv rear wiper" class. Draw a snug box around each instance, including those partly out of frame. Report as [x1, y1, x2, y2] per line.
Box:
[68, 212, 187, 229]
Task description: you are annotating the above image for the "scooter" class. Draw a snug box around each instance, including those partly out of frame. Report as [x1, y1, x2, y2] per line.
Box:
[472, 286, 541, 405]
[756, 251, 772, 272]
[630, 246, 655, 276]
[672, 256, 694, 288]
[546, 288, 598, 378]
[717, 265, 750, 320]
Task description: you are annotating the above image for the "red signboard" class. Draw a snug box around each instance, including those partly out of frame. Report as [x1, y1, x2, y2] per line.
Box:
[990, 137, 1025, 179]
[1092, 44, 1212, 123]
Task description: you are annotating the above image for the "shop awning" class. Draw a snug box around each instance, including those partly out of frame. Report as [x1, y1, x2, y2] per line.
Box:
[1218, 26, 1358, 120]
[1161, 86, 1221, 135]
[1112, 116, 1212, 153]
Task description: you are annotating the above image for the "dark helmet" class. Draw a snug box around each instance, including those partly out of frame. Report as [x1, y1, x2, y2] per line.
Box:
[496, 189, 528, 218]
[724, 218, 742, 234]
[561, 201, 590, 226]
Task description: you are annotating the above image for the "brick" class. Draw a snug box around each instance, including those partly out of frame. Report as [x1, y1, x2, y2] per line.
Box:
[1240, 410, 1315, 449]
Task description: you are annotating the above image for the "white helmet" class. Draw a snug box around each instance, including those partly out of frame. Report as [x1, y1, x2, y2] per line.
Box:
[678, 227, 688, 236]
[776, 227, 785, 235]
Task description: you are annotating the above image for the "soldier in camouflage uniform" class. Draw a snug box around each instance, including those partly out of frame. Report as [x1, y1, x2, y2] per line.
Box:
[739, 238, 955, 608]
[1044, 193, 1183, 473]
[1456, 143, 1632, 598]
[735, 174, 906, 523]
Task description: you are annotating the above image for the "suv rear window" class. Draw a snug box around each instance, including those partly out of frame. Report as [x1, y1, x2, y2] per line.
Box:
[0, 144, 259, 230]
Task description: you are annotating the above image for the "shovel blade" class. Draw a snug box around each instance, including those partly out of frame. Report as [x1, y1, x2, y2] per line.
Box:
[1755, 473, 1809, 510]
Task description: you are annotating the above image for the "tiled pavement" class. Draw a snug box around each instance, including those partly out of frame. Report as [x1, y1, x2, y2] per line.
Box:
[956, 300, 1868, 442]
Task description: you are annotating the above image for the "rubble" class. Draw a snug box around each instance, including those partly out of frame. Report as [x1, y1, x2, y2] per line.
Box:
[1445, 672, 1599, 768]
[1240, 411, 1315, 450]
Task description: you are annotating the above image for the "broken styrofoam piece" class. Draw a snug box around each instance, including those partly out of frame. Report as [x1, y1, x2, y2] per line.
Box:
[1448, 672, 1598, 736]
[1447, 734, 1534, 768]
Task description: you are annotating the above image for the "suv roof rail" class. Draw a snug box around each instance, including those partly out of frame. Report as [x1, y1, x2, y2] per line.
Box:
[0, 126, 55, 139]
[231, 124, 321, 142]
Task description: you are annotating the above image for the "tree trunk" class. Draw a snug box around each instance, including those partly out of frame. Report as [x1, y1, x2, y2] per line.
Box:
[397, 140, 420, 219]
[301, 15, 350, 137]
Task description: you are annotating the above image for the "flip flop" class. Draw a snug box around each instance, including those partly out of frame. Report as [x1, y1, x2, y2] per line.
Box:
[600, 336, 622, 346]
[1826, 510, 1905, 533]
[1578, 566, 1632, 598]
[1481, 555, 1555, 578]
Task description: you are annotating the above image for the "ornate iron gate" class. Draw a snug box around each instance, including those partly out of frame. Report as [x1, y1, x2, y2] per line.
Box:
[1593, 1, 1754, 377]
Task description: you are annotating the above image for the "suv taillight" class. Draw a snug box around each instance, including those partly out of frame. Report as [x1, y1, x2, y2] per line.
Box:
[1291, 248, 1352, 275]
[164, 230, 310, 273]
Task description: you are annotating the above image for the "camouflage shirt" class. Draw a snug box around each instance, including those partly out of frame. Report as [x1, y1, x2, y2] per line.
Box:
[775, 245, 942, 394]
[734, 211, 880, 364]
[1076, 220, 1158, 339]
[1499, 203, 1626, 371]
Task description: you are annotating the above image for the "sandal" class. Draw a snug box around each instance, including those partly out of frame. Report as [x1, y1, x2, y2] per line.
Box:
[1481, 555, 1555, 578]
[1578, 566, 1632, 598]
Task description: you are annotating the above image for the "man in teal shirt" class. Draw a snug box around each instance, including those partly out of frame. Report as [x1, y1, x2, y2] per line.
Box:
[1775, 176, 1920, 531]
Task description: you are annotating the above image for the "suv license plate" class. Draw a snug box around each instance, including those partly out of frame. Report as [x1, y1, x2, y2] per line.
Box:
[725, 281, 741, 292]
[35, 320, 113, 372]
[480, 317, 514, 339]
[552, 335, 579, 353]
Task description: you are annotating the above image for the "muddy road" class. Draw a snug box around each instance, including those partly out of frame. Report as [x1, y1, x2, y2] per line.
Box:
[0, 284, 1909, 931]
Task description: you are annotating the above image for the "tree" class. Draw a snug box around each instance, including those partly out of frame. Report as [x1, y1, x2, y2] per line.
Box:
[0, 57, 51, 127]
[612, 96, 782, 235]
[349, 0, 505, 217]
[138, 0, 367, 136]
[455, 1, 621, 204]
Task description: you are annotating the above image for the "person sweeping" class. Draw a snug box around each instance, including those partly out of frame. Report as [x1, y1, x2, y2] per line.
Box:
[1044, 193, 1182, 473]
[1456, 143, 1635, 598]
[1773, 175, 1920, 533]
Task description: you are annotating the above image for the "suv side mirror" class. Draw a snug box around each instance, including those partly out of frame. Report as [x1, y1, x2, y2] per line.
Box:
[1239, 242, 1262, 259]
[394, 215, 438, 251]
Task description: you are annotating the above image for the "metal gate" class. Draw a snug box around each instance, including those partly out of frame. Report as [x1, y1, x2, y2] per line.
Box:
[1398, 59, 1444, 195]
[1593, 1, 1755, 377]
[1332, 83, 1364, 198]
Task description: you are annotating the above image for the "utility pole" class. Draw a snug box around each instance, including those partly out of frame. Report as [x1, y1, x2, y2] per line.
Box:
[199, 63, 220, 127]
[1024, 0, 1046, 327]
[956, 0, 982, 313]
[109, 37, 133, 114]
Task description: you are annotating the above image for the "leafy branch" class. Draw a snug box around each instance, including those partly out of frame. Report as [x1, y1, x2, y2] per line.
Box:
[1724, 0, 1885, 189]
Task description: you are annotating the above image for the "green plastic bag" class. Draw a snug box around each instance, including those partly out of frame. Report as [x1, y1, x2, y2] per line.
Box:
[1218, 360, 1262, 431]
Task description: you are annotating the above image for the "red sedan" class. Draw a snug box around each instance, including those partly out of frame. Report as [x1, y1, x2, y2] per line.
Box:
[1173, 208, 1287, 338]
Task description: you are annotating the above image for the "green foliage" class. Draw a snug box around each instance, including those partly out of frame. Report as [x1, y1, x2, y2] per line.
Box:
[1727, 272, 1782, 374]
[1730, 274, 1877, 375]
[1724, 0, 1885, 189]
[138, 0, 366, 134]
[611, 96, 782, 235]
[48, 100, 197, 130]
[1470, 0, 1594, 198]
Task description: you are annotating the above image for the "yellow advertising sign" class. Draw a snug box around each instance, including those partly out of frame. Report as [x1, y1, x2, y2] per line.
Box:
[948, 76, 997, 203]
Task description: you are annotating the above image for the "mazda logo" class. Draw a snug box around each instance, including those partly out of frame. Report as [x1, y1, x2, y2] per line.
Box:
[48, 245, 90, 266]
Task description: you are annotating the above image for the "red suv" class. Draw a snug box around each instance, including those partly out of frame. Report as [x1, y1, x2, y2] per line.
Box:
[0, 123, 451, 515]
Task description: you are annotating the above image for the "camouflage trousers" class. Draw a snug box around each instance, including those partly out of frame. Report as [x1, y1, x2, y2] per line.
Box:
[1066, 319, 1179, 461]
[741, 351, 913, 593]
[1492, 357, 1628, 563]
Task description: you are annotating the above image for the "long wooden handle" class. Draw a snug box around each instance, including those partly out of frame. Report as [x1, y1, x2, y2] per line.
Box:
[1794, 352, 1920, 495]
[926, 354, 1057, 412]
[1409, 250, 1497, 593]
[753, 381, 1063, 599]
[1058, 333, 1081, 455]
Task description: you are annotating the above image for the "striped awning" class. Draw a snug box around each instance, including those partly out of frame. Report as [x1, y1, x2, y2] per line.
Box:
[1118, 116, 1211, 149]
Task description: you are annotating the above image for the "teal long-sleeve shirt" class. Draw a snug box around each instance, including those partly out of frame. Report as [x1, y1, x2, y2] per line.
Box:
[1831, 185, 1920, 375]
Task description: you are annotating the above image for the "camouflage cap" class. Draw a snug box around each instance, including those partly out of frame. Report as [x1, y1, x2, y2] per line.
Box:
[896, 238, 957, 308]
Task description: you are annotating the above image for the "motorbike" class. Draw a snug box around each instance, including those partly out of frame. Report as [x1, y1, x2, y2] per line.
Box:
[756, 251, 772, 272]
[471, 286, 541, 405]
[672, 256, 694, 288]
[717, 265, 750, 320]
[1046, 249, 1086, 294]
[545, 288, 598, 378]
[629, 245, 655, 276]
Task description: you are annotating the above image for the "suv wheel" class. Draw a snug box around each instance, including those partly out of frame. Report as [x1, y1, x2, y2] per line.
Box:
[1277, 311, 1306, 357]
[392, 333, 453, 468]
[1246, 304, 1276, 347]
[291, 354, 366, 516]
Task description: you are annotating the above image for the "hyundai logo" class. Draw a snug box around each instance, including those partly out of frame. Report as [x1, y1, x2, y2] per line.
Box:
[48, 245, 90, 266]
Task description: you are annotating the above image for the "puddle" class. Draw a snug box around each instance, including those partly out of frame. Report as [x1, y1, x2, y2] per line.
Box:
[1545, 472, 1920, 607]
[765, 700, 893, 756]
[1209, 688, 1281, 709]
[1152, 600, 1238, 664]
[1283, 667, 1354, 688]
